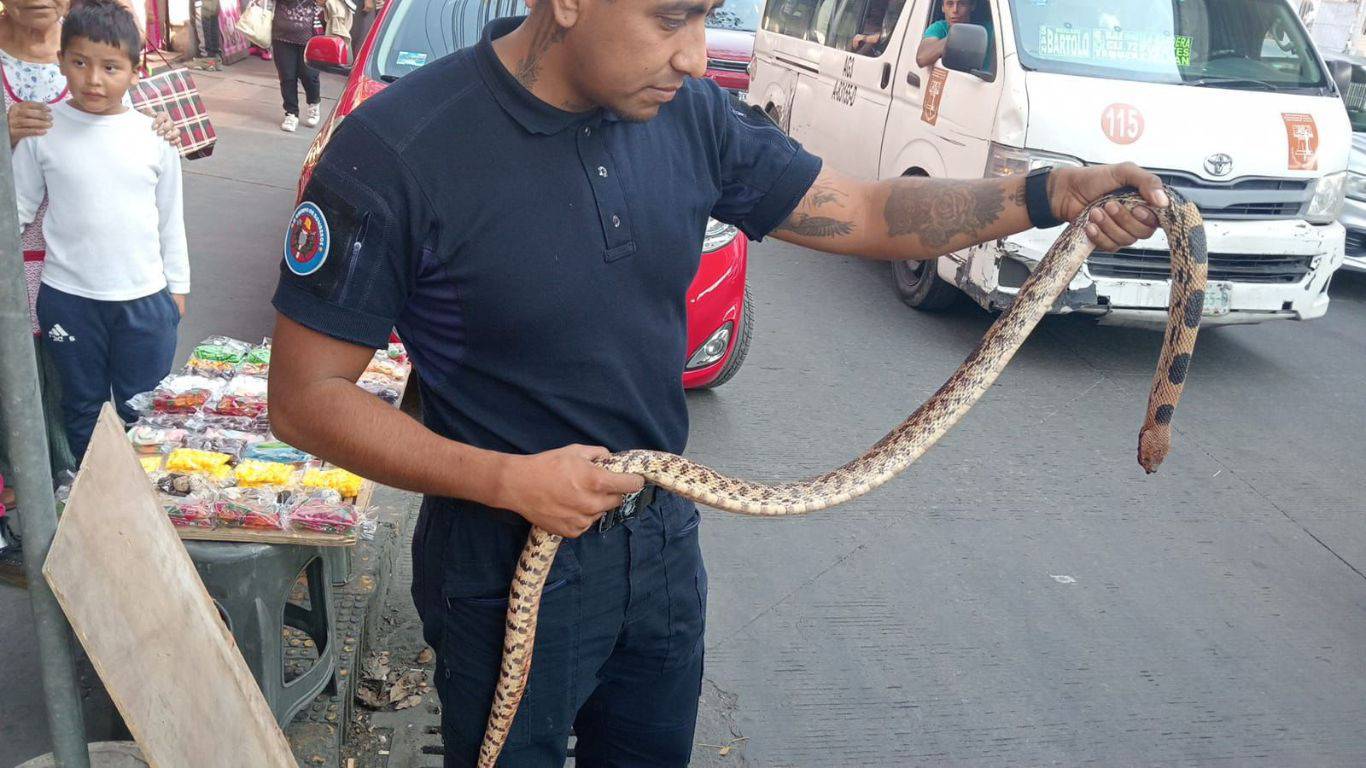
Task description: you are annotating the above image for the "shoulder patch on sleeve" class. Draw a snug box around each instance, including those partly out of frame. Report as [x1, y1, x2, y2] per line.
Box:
[286, 202, 332, 276]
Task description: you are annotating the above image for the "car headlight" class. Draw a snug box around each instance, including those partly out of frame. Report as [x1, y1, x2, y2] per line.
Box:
[686, 323, 733, 370]
[1347, 171, 1366, 203]
[985, 143, 1085, 178]
[1306, 171, 1347, 224]
[703, 218, 740, 253]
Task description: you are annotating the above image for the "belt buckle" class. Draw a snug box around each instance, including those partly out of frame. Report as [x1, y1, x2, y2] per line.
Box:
[599, 489, 642, 533]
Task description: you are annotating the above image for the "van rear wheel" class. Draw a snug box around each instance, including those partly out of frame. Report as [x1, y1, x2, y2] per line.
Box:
[892, 258, 959, 310]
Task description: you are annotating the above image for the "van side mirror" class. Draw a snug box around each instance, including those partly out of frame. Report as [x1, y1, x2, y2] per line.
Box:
[942, 23, 989, 78]
[305, 35, 352, 76]
[1325, 58, 1354, 98]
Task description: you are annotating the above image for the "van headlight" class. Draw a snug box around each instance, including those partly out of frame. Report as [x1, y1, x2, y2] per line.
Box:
[703, 218, 740, 253]
[985, 143, 1085, 178]
[1346, 171, 1366, 202]
[1306, 172, 1347, 224]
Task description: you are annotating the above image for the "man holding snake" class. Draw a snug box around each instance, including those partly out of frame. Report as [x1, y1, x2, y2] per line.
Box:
[266, 0, 1168, 763]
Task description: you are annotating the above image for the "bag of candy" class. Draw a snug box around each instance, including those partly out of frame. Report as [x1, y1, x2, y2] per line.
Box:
[241, 440, 311, 464]
[301, 467, 364, 499]
[127, 421, 188, 454]
[357, 373, 402, 405]
[215, 487, 288, 530]
[187, 426, 265, 459]
[238, 341, 272, 376]
[163, 496, 217, 529]
[186, 336, 253, 377]
[188, 413, 271, 436]
[153, 471, 223, 498]
[234, 460, 295, 488]
[149, 374, 225, 414]
[208, 375, 269, 419]
[287, 490, 359, 535]
[364, 353, 409, 383]
[165, 448, 234, 475]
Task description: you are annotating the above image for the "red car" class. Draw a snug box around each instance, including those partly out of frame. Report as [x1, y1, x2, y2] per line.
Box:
[703, 1, 761, 97]
[300, 0, 753, 389]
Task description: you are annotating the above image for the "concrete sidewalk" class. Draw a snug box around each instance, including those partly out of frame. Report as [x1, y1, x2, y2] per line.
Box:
[173, 55, 344, 361]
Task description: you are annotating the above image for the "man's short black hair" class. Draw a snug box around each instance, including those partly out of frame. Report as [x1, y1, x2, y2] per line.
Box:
[61, 0, 142, 67]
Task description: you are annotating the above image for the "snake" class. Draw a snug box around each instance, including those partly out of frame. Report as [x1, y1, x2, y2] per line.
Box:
[474, 189, 1208, 767]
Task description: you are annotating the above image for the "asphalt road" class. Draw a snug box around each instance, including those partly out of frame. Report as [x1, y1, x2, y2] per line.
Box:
[691, 249, 1366, 765]
[4, 57, 1366, 766]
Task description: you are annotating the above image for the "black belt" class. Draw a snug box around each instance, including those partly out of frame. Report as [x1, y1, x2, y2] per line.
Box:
[598, 483, 658, 533]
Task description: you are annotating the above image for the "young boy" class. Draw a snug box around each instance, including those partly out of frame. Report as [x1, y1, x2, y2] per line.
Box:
[13, 0, 190, 461]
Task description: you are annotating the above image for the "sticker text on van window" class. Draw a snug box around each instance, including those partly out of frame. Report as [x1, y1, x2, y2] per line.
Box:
[1174, 35, 1192, 67]
[396, 51, 429, 67]
[1036, 26, 1178, 67]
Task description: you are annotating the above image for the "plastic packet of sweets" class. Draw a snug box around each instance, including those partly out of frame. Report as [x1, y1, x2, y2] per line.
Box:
[166, 448, 233, 474]
[186, 336, 252, 377]
[209, 375, 269, 418]
[187, 413, 271, 436]
[242, 440, 311, 464]
[234, 460, 295, 488]
[215, 487, 289, 530]
[149, 375, 225, 414]
[287, 490, 359, 535]
[152, 472, 223, 498]
[357, 373, 401, 405]
[164, 495, 217, 529]
[301, 468, 364, 499]
[127, 422, 188, 454]
[238, 342, 272, 376]
[364, 353, 409, 383]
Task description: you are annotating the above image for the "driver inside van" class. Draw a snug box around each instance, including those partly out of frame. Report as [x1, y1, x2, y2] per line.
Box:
[850, 0, 904, 55]
[916, 0, 993, 69]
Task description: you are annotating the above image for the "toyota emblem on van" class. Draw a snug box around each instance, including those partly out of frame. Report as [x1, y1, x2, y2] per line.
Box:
[1204, 153, 1234, 177]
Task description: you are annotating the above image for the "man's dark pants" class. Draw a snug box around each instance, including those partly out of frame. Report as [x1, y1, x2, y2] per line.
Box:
[413, 489, 707, 767]
[36, 284, 179, 460]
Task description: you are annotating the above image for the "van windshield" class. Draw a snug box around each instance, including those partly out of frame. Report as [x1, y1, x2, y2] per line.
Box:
[708, 0, 762, 32]
[1009, 0, 1329, 93]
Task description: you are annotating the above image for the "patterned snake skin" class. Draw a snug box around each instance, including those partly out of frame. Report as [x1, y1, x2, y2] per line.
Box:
[475, 189, 1209, 766]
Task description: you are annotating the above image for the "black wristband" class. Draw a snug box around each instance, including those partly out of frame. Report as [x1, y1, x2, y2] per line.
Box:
[1024, 167, 1064, 229]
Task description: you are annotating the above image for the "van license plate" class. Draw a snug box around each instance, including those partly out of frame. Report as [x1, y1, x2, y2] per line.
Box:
[1203, 281, 1231, 317]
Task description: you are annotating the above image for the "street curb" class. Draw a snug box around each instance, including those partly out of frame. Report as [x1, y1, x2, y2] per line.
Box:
[285, 486, 412, 767]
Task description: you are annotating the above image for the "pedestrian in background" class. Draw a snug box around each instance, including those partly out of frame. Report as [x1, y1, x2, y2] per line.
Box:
[14, 0, 190, 461]
[0, 0, 180, 589]
[271, 0, 323, 131]
[199, 0, 224, 69]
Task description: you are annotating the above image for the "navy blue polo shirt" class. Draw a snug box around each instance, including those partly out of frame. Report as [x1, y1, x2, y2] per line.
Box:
[273, 17, 821, 457]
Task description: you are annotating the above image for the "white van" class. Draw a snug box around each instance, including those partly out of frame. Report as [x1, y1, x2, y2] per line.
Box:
[748, 0, 1351, 326]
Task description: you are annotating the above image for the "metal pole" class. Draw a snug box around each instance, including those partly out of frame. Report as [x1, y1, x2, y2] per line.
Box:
[0, 109, 91, 765]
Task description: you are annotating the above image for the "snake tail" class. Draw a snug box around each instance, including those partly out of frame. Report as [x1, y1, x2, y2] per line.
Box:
[475, 527, 563, 768]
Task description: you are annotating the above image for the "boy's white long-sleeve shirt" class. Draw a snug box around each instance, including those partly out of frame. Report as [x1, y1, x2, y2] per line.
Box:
[13, 101, 190, 301]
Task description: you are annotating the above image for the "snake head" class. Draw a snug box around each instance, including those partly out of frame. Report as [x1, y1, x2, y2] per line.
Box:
[1137, 426, 1170, 474]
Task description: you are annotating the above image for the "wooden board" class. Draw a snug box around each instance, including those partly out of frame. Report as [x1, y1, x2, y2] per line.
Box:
[43, 405, 297, 768]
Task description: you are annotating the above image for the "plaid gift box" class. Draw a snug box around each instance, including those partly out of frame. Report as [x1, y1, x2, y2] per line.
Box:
[130, 68, 218, 161]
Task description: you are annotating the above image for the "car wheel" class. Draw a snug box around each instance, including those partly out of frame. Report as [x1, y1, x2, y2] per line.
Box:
[892, 257, 959, 310]
[701, 284, 754, 390]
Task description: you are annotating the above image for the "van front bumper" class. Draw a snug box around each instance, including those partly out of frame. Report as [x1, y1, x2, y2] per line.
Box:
[948, 219, 1345, 329]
